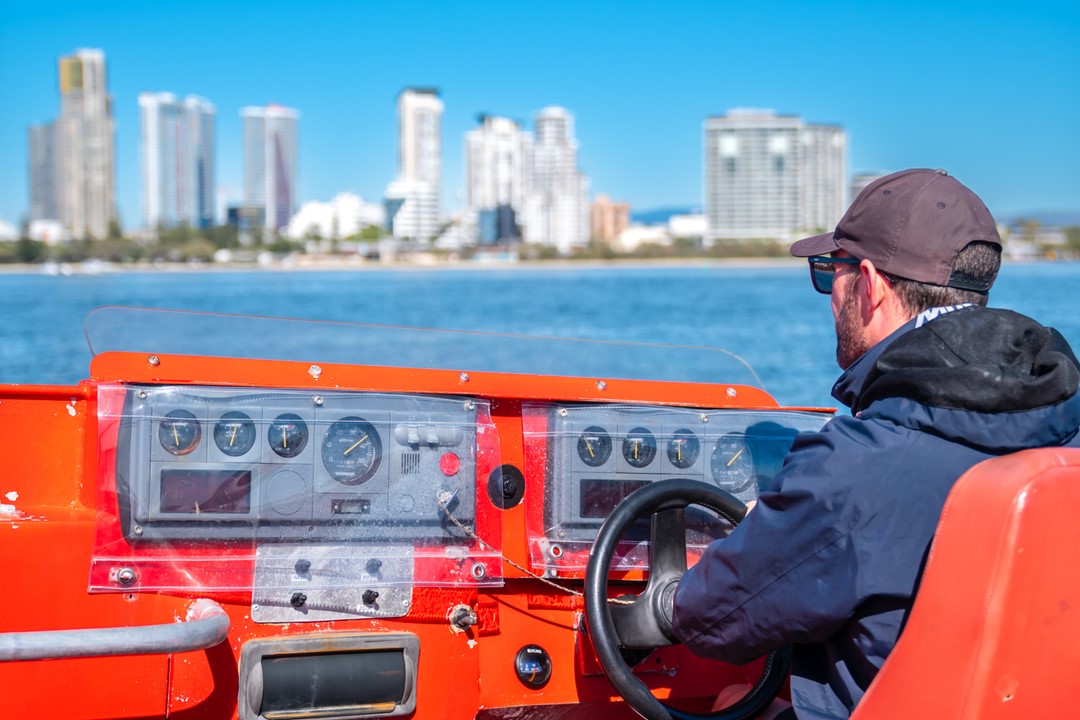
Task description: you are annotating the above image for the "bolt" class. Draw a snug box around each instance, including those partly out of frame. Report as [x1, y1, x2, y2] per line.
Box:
[116, 567, 136, 585]
[308, 365, 322, 379]
[464, 400, 475, 411]
[726, 387, 737, 398]
[312, 395, 324, 406]
[362, 589, 380, 605]
[294, 559, 311, 574]
[459, 372, 470, 383]
[137, 390, 147, 399]
[558, 408, 568, 417]
[133, 525, 143, 535]
[290, 592, 307, 608]
[700, 414, 709, 423]
[596, 380, 607, 391]
[148, 355, 160, 366]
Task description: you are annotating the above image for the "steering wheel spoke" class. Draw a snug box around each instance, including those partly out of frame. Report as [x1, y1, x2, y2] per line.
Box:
[649, 508, 688, 579]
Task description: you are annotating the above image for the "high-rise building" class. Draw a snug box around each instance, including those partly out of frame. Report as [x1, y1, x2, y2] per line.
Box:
[28, 48, 116, 239]
[140, 93, 216, 230]
[524, 106, 590, 252]
[386, 88, 443, 241]
[465, 115, 532, 244]
[703, 109, 846, 242]
[242, 104, 300, 233]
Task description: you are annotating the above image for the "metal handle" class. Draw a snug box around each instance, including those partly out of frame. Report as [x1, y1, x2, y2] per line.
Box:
[0, 598, 230, 662]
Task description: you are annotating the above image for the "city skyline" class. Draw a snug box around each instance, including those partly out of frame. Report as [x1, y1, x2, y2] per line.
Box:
[2, 1, 1078, 231]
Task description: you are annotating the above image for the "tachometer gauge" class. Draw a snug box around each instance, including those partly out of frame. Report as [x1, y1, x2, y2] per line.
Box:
[666, 429, 700, 469]
[710, 434, 756, 493]
[213, 411, 256, 457]
[158, 409, 201, 456]
[622, 427, 657, 468]
[577, 426, 612, 467]
[268, 413, 308, 458]
[321, 416, 382, 485]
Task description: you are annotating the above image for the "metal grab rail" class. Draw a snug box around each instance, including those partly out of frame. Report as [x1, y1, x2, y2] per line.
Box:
[0, 598, 230, 662]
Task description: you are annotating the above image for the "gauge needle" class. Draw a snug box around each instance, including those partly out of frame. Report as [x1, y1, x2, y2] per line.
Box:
[282, 427, 288, 448]
[585, 438, 595, 458]
[676, 440, 683, 461]
[726, 448, 744, 467]
[229, 425, 238, 447]
[172, 426, 180, 446]
[344, 434, 369, 456]
[633, 439, 640, 459]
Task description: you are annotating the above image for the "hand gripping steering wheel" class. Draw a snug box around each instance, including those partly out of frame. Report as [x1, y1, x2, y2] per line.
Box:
[583, 478, 790, 720]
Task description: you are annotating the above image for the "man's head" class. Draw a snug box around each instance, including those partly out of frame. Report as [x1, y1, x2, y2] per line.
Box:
[791, 169, 1002, 368]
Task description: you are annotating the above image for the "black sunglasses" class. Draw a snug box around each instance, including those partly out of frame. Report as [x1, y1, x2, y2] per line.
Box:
[808, 255, 860, 294]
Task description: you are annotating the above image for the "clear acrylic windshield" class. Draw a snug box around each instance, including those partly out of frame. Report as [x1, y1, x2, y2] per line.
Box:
[85, 306, 765, 388]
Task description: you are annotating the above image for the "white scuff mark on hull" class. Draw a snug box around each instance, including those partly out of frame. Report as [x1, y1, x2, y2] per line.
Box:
[5, 491, 17, 502]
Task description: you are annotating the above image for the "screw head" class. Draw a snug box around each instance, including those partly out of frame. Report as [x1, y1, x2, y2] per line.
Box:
[312, 396, 324, 406]
[596, 380, 607, 391]
[308, 365, 322, 379]
[147, 355, 160, 367]
[459, 372, 470, 383]
[116, 567, 136, 585]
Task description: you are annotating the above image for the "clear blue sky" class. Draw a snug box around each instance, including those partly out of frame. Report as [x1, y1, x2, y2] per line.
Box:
[2, 0, 1078, 230]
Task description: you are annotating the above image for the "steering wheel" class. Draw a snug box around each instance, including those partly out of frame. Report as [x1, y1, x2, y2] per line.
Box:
[584, 478, 791, 720]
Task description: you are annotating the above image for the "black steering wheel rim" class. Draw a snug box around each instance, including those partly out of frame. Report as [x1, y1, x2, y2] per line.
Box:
[584, 478, 791, 720]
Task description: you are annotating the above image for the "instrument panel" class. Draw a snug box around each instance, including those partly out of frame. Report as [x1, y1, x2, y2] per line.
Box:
[114, 386, 483, 542]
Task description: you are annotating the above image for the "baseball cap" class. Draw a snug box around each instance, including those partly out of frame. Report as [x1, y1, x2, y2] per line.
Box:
[790, 169, 1002, 291]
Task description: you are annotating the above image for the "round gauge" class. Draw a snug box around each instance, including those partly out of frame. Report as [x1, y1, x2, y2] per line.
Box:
[213, 411, 257, 457]
[710, 434, 756, 494]
[321, 416, 382, 485]
[622, 427, 657, 468]
[268, 413, 309, 458]
[667, 429, 700, 469]
[577, 426, 612, 467]
[158, 409, 201, 456]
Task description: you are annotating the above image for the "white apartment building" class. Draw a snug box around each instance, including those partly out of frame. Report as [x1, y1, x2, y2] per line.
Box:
[29, 48, 115, 239]
[464, 115, 532, 243]
[524, 106, 589, 253]
[386, 88, 443, 240]
[242, 104, 299, 233]
[140, 93, 216, 230]
[703, 109, 846, 242]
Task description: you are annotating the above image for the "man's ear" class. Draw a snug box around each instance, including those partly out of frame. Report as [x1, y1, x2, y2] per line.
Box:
[859, 259, 889, 312]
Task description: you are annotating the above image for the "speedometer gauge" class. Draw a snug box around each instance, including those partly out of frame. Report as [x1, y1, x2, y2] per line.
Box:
[710, 434, 756, 493]
[321, 416, 382, 485]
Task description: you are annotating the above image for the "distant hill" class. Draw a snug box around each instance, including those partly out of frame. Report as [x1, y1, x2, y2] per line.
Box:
[631, 206, 701, 225]
[1004, 211, 1080, 228]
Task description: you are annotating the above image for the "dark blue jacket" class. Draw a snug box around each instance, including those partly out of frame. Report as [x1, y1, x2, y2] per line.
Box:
[671, 305, 1080, 718]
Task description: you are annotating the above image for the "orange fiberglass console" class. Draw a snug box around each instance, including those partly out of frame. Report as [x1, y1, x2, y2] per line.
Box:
[1, 308, 1076, 720]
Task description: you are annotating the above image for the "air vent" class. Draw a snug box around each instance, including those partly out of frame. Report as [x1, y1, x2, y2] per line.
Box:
[401, 453, 421, 475]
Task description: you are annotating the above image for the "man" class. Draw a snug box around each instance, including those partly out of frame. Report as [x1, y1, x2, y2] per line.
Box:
[671, 168, 1080, 718]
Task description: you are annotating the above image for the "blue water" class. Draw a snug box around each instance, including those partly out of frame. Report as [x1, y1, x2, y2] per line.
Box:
[3, 261, 1079, 410]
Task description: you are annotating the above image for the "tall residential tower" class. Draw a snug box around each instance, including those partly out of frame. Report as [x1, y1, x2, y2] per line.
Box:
[465, 115, 532, 244]
[242, 104, 299, 233]
[386, 88, 443, 240]
[28, 48, 116, 239]
[524, 106, 589, 252]
[703, 109, 846, 243]
[140, 93, 216, 230]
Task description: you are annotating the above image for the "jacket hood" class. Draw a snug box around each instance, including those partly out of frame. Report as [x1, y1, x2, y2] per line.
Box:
[833, 306, 1080, 452]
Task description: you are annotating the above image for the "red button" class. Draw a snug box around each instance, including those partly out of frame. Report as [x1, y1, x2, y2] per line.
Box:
[440, 452, 461, 476]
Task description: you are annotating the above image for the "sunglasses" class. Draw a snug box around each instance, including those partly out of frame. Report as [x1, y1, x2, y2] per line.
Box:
[808, 255, 860, 294]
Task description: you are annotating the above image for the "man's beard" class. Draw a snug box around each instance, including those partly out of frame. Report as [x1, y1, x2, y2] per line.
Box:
[835, 283, 872, 370]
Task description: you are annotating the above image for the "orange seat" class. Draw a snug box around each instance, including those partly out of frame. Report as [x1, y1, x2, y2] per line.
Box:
[853, 447, 1080, 719]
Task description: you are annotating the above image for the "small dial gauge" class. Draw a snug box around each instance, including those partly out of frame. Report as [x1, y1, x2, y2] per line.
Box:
[577, 426, 612, 467]
[667, 429, 700, 469]
[322, 416, 382, 485]
[622, 427, 657, 468]
[710, 435, 756, 493]
[268, 413, 309, 458]
[213, 411, 257, 457]
[158, 409, 201, 455]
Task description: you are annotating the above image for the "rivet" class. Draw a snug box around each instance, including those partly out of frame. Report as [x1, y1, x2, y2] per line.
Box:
[147, 355, 160, 366]
[459, 372, 470, 383]
[308, 365, 322, 379]
[596, 380, 607, 391]
[312, 395, 324, 406]
[137, 390, 147, 399]
[558, 408, 568, 417]
[471, 563, 486, 580]
[133, 524, 143, 535]
[116, 567, 136, 585]
[700, 414, 709, 423]
[726, 387, 737, 398]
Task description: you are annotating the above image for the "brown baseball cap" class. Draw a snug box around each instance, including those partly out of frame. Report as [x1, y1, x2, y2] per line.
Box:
[790, 168, 1002, 291]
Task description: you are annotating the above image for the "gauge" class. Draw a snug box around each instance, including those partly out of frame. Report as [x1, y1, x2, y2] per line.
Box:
[268, 413, 309, 458]
[667, 429, 700, 469]
[622, 427, 657, 468]
[213, 411, 257, 457]
[321, 416, 382, 485]
[158, 409, 201, 456]
[577, 425, 612, 467]
[710, 434, 756, 494]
